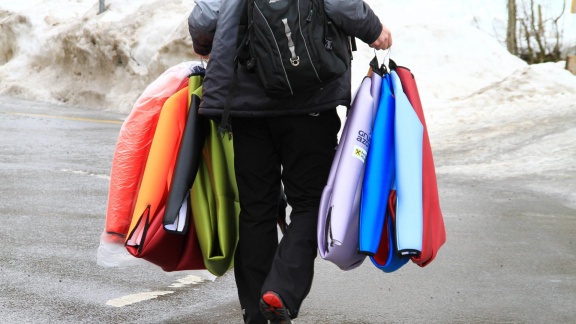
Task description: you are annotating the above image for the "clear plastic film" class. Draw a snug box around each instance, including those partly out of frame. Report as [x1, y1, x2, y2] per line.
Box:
[96, 231, 217, 281]
[103, 61, 200, 241]
[98, 61, 210, 276]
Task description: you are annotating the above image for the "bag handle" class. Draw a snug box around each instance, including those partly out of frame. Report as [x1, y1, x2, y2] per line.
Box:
[369, 49, 390, 77]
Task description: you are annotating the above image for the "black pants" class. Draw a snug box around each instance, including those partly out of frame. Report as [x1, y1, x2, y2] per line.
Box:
[232, 109, 341, 324]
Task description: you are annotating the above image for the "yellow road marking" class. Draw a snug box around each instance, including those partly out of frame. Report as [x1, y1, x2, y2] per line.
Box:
[4, 112, 124, 124]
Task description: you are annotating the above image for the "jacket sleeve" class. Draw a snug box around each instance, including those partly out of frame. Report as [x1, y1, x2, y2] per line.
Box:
[324, 0, 382, 45]
[188, 0, 222, 56]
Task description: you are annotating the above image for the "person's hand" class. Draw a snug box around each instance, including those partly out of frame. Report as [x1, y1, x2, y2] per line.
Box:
[370, 24, 392, 50]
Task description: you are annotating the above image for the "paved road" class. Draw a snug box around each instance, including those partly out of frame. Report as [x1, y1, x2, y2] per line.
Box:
[0, 96, 574, 323]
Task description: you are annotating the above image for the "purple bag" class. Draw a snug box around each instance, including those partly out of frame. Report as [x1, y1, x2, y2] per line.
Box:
[317, 70, 381, 270]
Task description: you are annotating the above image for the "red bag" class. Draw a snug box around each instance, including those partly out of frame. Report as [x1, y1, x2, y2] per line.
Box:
[392, 60, 446, 267]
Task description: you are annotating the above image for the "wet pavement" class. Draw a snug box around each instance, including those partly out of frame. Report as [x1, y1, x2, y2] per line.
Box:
[0, 95, 574, 323]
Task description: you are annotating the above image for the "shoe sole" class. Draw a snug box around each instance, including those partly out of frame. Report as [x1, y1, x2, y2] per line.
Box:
[260, 291, 292, 324]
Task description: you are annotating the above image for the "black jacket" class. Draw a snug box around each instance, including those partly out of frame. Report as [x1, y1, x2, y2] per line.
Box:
[189, 0, 382, 117]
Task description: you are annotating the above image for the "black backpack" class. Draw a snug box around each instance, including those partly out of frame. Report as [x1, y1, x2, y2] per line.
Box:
[218, 0, 354, 134]
[238, 0, 351, 98]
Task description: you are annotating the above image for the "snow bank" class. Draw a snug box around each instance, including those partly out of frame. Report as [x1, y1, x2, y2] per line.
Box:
[1, 0, 574, 114]
[1, 0, 575, 206]
[0, 0, 531, 113]
[0, 0, 195, 113]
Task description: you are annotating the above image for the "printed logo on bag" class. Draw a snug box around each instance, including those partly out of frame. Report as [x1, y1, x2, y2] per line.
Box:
[352, 145, 367, 162]
[356, 130, 371, 147]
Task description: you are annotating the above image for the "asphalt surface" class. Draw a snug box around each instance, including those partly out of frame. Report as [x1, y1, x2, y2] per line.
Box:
[0, 95, 575, 323]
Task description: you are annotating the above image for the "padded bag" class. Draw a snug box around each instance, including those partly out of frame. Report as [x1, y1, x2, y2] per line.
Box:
[243, 0, 349, 97]
[190, 117, 240, 277]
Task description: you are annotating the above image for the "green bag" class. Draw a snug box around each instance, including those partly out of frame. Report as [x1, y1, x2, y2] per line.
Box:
[190, 94, 240, 277]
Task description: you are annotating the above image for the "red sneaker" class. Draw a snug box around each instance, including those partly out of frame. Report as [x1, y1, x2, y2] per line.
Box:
[259, 291, 292, 324]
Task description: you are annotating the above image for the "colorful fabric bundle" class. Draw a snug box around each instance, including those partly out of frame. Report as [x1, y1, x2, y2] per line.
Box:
[103, 62, 240, 276]
[319, 57, 446, 272]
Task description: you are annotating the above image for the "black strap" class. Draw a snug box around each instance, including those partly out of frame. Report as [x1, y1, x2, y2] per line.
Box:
[239, 0, 249, 26]
[370, 55, 388, 76]
[217, 57, 239, 138]
[217, 0, 251, 138]
[389, 58, 398, 70]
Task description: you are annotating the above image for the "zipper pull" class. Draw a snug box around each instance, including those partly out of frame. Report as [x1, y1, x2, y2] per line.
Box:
[324, 20, 333, 50]
[324, 37, 333, 50]
[307, 2, 314, 22]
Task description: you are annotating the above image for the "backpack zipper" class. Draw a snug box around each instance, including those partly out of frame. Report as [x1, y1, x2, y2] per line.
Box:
[298, 0, 322, 82]
[282, 18, 300, 66]
[254, 2, 293, 94]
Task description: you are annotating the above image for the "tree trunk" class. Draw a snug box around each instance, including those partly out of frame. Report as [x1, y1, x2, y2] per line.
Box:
[566, 56, 576, 75]
[520, 18, 534, 64]
[507, 0, 518, 55]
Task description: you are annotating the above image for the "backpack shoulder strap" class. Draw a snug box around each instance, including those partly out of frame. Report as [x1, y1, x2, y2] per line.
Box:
[218, 0, 251, 137]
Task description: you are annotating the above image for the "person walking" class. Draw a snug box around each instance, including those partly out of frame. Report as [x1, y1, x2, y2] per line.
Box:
[188, 1, 391, 322]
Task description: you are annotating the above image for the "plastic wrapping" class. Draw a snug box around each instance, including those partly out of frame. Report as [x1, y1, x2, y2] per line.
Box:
[104, 61, 200, 240]
[124, 85, 190, 243]
[98, 61, 206, 273]
[121, 76, 206, 272]
[96, 230, 216, 281]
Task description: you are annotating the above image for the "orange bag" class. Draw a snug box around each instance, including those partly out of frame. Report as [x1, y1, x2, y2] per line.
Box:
[104, 62, 194, 241]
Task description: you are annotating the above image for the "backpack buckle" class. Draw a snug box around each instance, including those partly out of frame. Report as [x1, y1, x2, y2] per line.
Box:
[246, 58, 257, 71]
[290, 56, 300, 66]
[324, 37, 333, 50]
